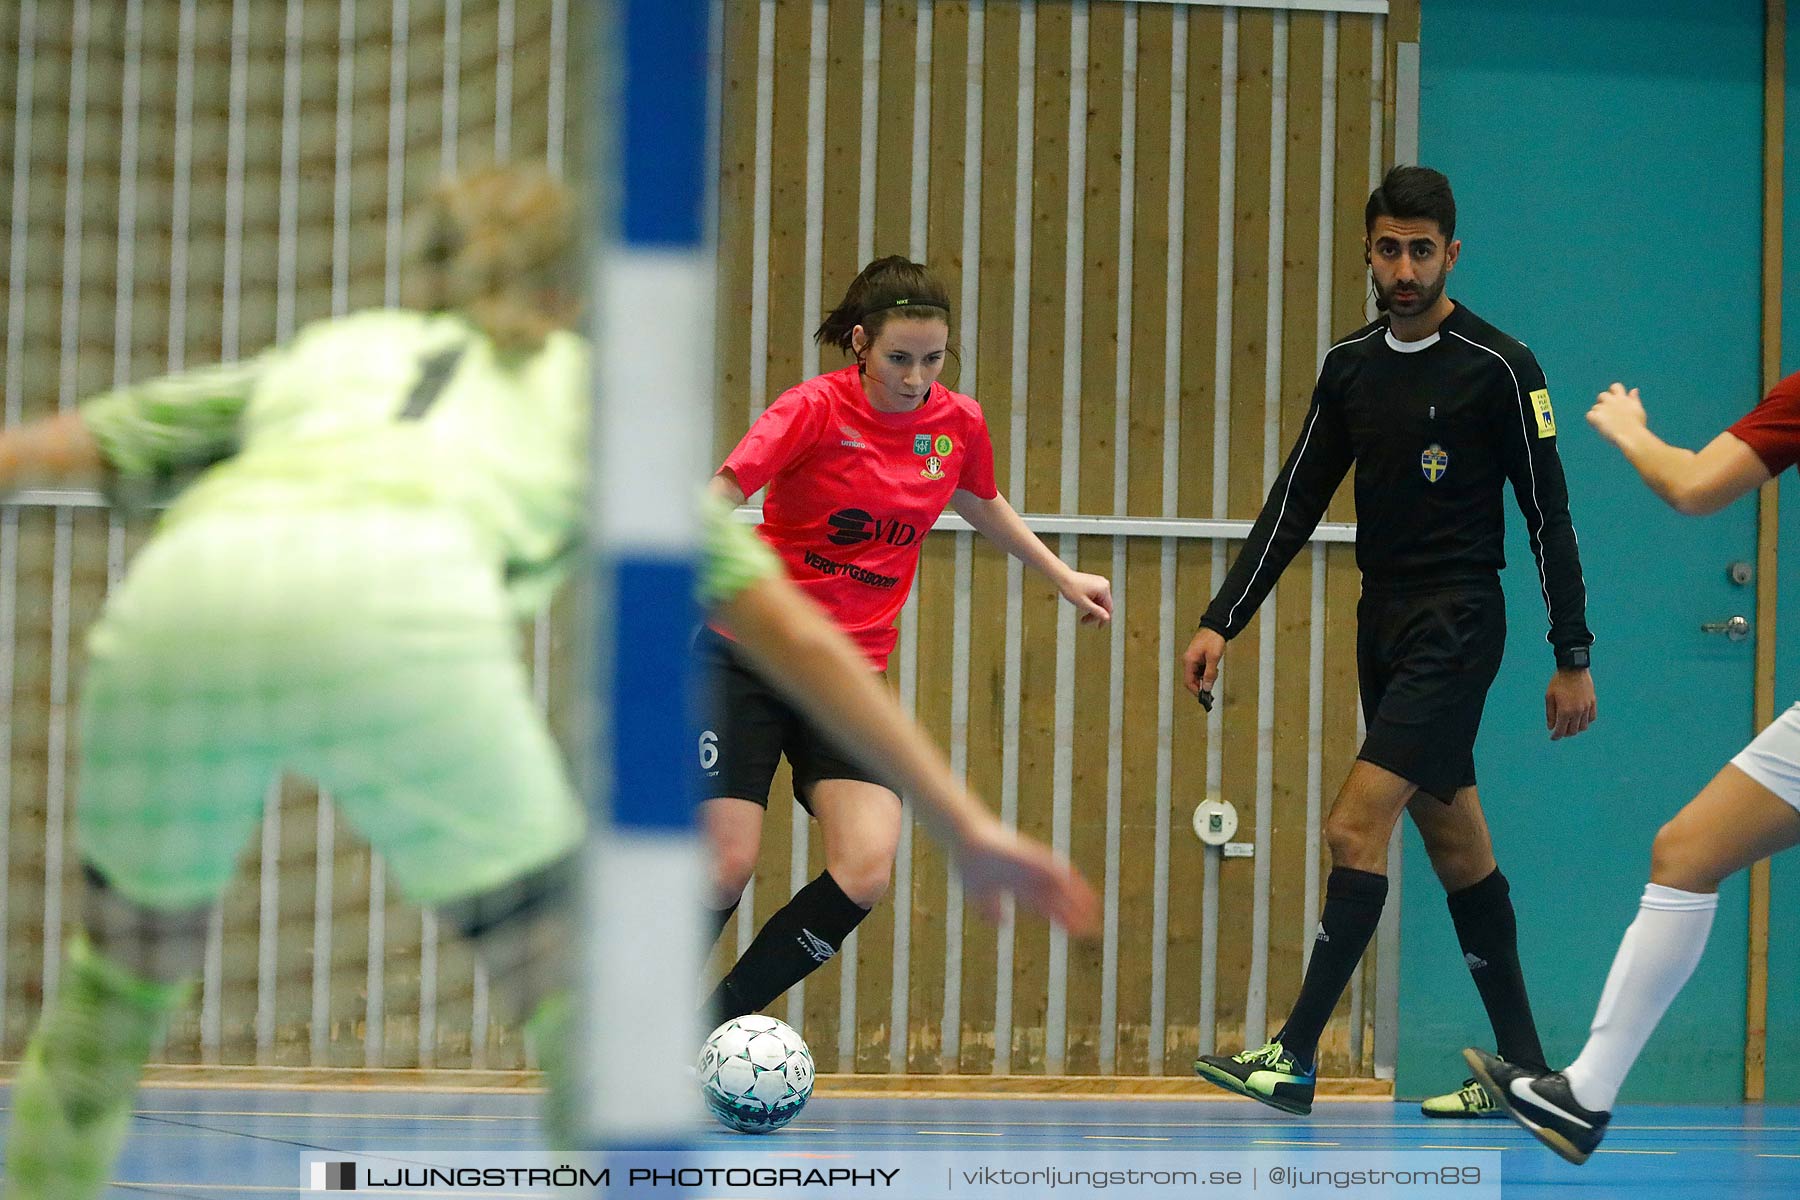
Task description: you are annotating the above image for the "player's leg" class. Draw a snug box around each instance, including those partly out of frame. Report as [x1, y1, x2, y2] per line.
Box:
[696, 629, 786, 944]
[312, 548, 588, 1145]
[437, 857, 576, 1029]
[1281, 759, 1416, 1054]
[5, 873, 210, 1200]
[1471, 708, 1800, 1163]
[1411, 785, 1549, 1119]
[1567, 765, 1798, 1103]
[435, 856, 580, 1136]
[1196, 591, 1434, 1113]
[1196, 587, 1503, 1112]
[1353, 584, 1515, 1115]
[1192, 759, 1415, 1114]
[6, 592, 272, 1199]
[6, 522, 289, 1198]
[706, 775, 900, 1026]
[702, 797, 768, 932]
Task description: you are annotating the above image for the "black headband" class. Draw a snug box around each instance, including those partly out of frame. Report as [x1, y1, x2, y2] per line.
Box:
[860, 297, 950, 322]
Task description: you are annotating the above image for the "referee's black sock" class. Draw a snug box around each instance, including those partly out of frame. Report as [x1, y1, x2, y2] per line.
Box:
[704, 870, 869, 1029]
[1275, 867, 1389, 1071]
[1448, 867, 1549, 1073]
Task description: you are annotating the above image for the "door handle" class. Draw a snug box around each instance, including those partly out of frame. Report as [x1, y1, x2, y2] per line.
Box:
[1700, 615, 1751, 642]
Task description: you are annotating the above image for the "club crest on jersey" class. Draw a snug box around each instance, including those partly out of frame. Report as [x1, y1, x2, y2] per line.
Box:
[913, 434, 931, 455]
[933, 434, 953, 455]
[921, 454, 945, 480]
[1420, 444, 1449, 483]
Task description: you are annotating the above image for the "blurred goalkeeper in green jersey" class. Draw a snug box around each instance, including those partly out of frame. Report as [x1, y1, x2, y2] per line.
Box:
[1, 164, 1095, 1197]
[0, 165, 594, 1196]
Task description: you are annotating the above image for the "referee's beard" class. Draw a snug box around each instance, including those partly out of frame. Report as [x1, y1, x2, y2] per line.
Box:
[1372, 271, 1445, 316]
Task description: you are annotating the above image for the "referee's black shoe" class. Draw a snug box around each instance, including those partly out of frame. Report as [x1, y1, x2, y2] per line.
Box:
[1193, 1041, 1315, 1116]
[1463, 1047, 1610, 1165]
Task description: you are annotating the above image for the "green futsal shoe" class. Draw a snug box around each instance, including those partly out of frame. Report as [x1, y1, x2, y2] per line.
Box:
[1193, 1041, 1316, 1115]
[5, 1030, 131, 1199]
[1421, 1076, 1504, 1118]
[5, 936, 186, 1200]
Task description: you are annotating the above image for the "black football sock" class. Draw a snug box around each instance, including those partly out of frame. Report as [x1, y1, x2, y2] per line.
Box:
[1275, 866, 1389, 1070]
[704, 871, 868, 1028]
[1448, 867, 1548, 1073]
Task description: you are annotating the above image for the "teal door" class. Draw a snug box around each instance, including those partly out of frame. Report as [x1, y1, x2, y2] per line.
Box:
[1403, 0, 1765, 1102]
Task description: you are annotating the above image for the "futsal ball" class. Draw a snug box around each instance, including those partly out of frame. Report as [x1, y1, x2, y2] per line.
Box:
[697, 1014, 815, 1133]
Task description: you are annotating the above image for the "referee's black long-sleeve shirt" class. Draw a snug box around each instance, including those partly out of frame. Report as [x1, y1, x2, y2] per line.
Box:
[1199, 302, 1593, 658]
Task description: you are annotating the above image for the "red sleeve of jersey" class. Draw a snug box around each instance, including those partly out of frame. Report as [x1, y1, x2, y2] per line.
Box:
[1728, 371, 1800, 476]
[955, 403, 999, 500]
[721, 384, 828, 496]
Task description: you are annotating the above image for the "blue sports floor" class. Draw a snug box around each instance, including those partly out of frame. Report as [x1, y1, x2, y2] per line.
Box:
[7, 1086, 1798, 1198]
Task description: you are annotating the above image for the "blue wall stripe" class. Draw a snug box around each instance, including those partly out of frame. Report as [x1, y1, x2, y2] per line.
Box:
[602, 554, 700, 831]
[620, 0, 708, 248]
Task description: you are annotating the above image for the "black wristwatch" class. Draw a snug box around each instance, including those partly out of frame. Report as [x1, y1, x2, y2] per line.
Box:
[1555, 645, 1591, 671]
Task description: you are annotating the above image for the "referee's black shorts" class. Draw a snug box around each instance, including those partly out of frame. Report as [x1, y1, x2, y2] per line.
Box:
[693, 625, 891, 810]
[1355, 581, 1506, 804]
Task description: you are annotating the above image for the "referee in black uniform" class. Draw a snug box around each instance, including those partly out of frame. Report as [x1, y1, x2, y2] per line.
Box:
[1184, 166, 1596, 1118]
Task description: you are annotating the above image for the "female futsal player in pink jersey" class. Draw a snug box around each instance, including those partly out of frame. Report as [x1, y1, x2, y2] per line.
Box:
[699, 256, 1112, 1024]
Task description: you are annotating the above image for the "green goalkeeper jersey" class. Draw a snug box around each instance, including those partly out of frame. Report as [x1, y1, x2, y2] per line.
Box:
[80, 309, 587, 616]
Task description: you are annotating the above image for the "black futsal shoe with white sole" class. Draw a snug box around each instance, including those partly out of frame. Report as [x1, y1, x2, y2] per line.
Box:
[1193, 1041, 1315, 1115]
[1462, 1047, 1610, 1165]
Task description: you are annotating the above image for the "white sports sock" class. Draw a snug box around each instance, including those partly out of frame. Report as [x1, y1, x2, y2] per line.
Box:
[1562, 882, 1717, 1113]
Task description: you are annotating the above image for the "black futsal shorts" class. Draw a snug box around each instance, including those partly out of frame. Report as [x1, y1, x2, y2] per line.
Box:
[1355, 582, 1506, 804]
[693, 626, 890, 810]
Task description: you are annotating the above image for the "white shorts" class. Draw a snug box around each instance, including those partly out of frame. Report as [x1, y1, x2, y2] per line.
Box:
[1731, 701, 1800, 811]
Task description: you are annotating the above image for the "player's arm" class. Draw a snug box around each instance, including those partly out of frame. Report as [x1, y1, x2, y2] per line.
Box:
[1185, 378, 1353, 696]
[0, 412, 106, 493]
[708, 469, 747, 506]
[1497, 359, 1592, 665]
[1587, 384, 1771, 515]
[1496, 359, 1595, 738]
[64, 355, 265, 492]
[949, 490, 1111, 625]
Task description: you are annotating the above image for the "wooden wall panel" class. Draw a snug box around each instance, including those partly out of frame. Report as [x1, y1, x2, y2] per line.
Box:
[1168, 536, 1214, 1069]
[1078, 4, 1125, 521]
[1116, 538, 1163, 1074]
[1115, 5, 1175, 1075]
[958, 1, 1022, 1075]
[1167, 3, 1223, 1073]
[0, 0, 1410, 1085]
[1008, 2, 1075, 1074]
[907, 0, 975, 1074]
[714, 0, 759, 460]
[767, 1, 812, 400]
[909, 538, 956, 1071]
[959, 544, 1009, 1073]
[1066, 533, 1115, 1072]
[975, 4, 1023, 495]
[1266, 10, 1327, 1036]
[1064, 3, 1128, 1073]
[1216, 7, 1276, 1051]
